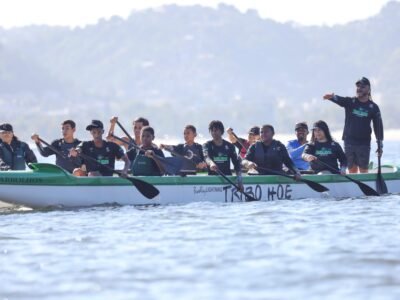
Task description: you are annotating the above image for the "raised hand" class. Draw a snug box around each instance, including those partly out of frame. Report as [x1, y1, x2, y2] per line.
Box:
[323, 93, 334, 100]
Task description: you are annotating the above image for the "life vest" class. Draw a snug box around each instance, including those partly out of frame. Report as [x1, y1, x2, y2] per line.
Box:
[253, 140, 283, 172]
[0, 141, 28, 170]
[131, 153, 160, 176]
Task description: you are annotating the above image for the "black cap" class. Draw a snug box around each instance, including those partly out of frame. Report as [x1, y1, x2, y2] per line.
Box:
[248, 126, 260, 135]
[356, 77, 371, 86]
[295, 122, 308, 131]
[0, 123, 13, 132]
[86, 120, 104, 131]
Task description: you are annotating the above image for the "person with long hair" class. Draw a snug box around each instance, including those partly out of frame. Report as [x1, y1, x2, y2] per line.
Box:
[302, 120, 347, 174]
[323, 77, 383, 173]
[0, 123, 37, 170]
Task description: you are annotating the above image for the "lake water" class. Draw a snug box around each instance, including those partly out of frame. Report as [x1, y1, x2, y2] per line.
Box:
[0, 142, 399, 300]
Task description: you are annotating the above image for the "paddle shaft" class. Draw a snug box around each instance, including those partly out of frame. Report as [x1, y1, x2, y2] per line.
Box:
[116, 120, 136, 145]
[39, 137, 159, 197]
[214, 168, 257, 202]
[113, 122, 161, 159]
[77, 152, 123, 176]
[38, 138, 81, 168]
[375, 114, 388, 194]
[230, 131, 248, 151]
[315, 159, 379, 196]
[164, 147, 256, 201]
[111, 133, 186, 175]
[255, 166, 329, 193]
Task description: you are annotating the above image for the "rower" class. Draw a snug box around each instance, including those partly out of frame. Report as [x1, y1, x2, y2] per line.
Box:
[203, 120, 243, 189]
[242, 124, 301, 179]
[0, 123, 37, 170]
[31, 120, 82, 173]
[160, 125, 207, 175]
[302, 120, 347, 175]
[107, 116, 149, 149]
[286, 122, 310, 172]
[128, 126, 165, 176]
[226, 126, 260, 158]
[70, 120, 130, 176]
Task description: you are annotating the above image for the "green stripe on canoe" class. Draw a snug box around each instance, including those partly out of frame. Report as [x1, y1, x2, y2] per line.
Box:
[0, 163, 397, 186]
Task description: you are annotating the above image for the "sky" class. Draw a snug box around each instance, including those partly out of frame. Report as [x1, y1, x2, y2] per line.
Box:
[0, 0, 398, 28]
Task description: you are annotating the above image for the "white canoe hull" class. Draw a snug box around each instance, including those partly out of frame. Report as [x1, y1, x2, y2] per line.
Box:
[0, 164, 399, 208]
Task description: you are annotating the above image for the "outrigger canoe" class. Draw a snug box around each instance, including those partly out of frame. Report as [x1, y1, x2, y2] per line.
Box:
[0, 163, 399, 208]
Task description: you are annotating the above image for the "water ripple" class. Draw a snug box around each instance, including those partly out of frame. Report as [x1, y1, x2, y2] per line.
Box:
[1, 196, 400, 299]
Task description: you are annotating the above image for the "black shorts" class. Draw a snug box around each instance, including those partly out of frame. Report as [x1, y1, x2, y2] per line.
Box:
[344, 144, 370, 169]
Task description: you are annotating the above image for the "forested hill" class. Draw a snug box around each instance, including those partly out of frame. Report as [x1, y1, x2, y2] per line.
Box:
[1, 2, 399, 139]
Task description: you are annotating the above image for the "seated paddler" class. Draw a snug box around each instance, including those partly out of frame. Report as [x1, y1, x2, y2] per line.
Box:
[127, 126, 165, 176]
[70, 120, 130, 176]
[0, 123, 37, 171]
[241, 124, 301, 179]
[160, 124, 207, 175]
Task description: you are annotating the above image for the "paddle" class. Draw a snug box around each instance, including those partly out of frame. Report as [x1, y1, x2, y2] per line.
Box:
[230, 131, 248, 150]
[110, 133, 183, 175]
[214, 167, 258, 202]
[375, 115, 388, 194]
[114, 120, 184, 175]
[77, 152, 159, 199]
[376, 142, 388, 194]
[116, 120, 137, 146]
[162, 146, 257, 201]
[38, 137, 159, 199]
[38, 137, 81, 168]
[255, 166, 329, 193]
[315, 159, 379, 196]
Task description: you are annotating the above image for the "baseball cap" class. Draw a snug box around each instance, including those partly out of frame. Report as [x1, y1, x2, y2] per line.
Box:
[86, 120, 104, 131]
[0, 123, 13, 132]
[356, 77, 371, 86]
[295, 122, 308, 131]
[248, 126, 260, 135]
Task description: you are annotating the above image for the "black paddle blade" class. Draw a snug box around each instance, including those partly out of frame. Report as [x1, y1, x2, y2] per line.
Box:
[376, 157, 388, 195]
[244, 194, 258, 202]
[125, 177, 160, 199]
[300, 178, 329, 193]
[376, 173, 388, 195]
[346, 176, 380, 197]
[157, 156, 184, 175]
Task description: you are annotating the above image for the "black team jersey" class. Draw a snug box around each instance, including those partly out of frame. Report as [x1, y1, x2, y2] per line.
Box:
[329, 96, 383, 145]
[203, 139, 241, 175]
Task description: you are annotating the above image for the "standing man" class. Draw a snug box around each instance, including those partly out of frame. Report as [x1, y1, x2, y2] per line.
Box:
[323, 77, 383, 173]
[0, 123, 37, 170]
[286, 122, 310, 171]
[31, 120, 81, 173]
[70, 120, 130, 176]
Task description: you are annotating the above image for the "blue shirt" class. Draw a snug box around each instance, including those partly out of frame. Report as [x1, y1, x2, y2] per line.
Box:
[286, 139, 309, 170]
